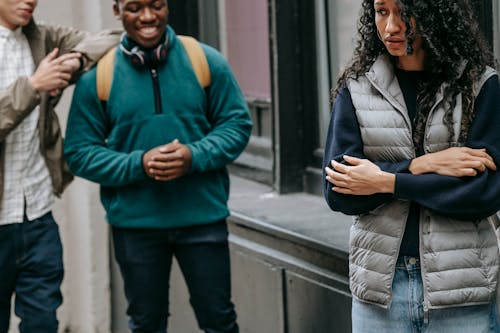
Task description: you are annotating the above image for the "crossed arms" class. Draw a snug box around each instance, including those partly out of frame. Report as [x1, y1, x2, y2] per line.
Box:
[323, 77, 500, 220]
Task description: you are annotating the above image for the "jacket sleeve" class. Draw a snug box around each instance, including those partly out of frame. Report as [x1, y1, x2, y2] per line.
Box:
[64, 70, 148, 187]
[70, 30, 121, 71]
[394, 76, 500, 220]
[41, 24, 121, 72]
[0, 25, 120, 142]
[186, 45, 253, 173]
[0, 77, 41, 142]
[323, 87, 411, 215]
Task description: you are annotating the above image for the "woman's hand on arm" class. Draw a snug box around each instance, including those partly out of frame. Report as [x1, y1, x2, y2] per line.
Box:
[409, 147, 496, 176]
[325, 155, 395, 195]
[323, 87, 395, 214]
[394, 75, 500, 219]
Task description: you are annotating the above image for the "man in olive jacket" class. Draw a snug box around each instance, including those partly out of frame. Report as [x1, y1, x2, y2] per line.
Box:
[0, 0, 118, 332]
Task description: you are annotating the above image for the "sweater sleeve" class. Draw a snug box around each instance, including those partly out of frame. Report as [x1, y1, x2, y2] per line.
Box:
[187, 45, 253, 173]
[64, 70, 148, 187]
[323, 87, 411, 215]
[394, 75, 500, 219]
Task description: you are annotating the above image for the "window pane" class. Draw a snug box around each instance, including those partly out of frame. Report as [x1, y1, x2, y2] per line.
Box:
[317, 0, 360, 147]
[221, 0, 273, 183]
[327, 0, 361, 80]
[316, 0, 331, 147]
[224, 0, 271, 100]
[495, 0, 500, 60]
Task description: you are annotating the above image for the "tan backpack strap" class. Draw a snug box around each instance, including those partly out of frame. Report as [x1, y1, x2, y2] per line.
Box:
[178, 35, 211, 88]
[96, 48, 117, 102]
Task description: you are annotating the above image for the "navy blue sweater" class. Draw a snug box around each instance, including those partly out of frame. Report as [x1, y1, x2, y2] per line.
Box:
[323, 73, 500, 256]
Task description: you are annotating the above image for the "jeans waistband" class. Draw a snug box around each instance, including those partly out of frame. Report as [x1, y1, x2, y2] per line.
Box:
[396, 256, 420, 269]
[24, 211, 53, 223]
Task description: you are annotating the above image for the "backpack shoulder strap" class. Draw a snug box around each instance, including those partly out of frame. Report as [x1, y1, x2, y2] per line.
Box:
[178, 35, 211, 88]
[96, 37, 210, 102]
[96, 47, 116, 102]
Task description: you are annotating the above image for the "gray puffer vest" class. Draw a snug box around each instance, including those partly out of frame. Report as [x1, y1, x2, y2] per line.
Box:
[346, 55, 499, 310]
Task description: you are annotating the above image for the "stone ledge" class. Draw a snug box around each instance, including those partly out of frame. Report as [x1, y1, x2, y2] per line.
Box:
[228, 175, 352, 265]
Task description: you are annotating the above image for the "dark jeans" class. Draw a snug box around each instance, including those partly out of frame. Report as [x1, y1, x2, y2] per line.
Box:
[0, 212, 64, 333]
[112, 220, 238, 333]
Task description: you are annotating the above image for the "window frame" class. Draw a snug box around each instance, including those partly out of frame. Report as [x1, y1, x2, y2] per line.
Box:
[269, 0, 321, 193]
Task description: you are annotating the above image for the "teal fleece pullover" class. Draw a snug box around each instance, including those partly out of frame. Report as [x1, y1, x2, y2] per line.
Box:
[64, 27, 252, 229]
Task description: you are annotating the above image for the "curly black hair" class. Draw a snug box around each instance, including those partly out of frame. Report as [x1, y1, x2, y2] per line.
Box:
[333, 0, 496, 149]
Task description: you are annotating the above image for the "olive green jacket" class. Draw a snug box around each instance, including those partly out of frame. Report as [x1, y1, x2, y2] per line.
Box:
[0, 20, 119, 204]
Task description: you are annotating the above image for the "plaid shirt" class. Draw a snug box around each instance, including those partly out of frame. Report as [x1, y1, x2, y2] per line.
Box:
[0, 25, 54, 224]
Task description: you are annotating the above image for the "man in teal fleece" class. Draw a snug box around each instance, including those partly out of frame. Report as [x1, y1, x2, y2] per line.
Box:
[64, 0, 252, 332]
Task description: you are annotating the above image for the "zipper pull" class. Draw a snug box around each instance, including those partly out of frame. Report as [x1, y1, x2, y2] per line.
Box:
[149, 67, 162, 115]
[423, 303, 429, 324]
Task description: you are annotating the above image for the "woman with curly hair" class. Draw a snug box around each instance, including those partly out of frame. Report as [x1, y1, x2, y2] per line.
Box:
[323, 0, 500, 331]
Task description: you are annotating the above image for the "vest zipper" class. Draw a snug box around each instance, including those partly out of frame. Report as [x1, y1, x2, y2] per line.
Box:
[423, 303, 429, 324]
[420, 215, 430, 324]
[150, 68, 162, 115]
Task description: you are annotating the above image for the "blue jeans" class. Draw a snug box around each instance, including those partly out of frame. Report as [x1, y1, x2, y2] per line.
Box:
[352, 256, 500, 333]
[0, 212, 64, 333]
[112, 220, 238, 333]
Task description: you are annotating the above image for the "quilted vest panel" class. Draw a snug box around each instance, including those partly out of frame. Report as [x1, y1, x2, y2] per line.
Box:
[345, 56, 499, 308]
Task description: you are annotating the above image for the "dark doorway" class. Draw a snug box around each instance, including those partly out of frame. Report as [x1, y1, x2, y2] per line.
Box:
[167, 0, 200, 38]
